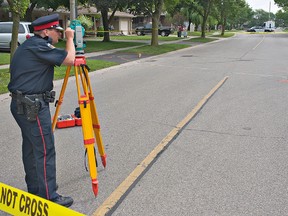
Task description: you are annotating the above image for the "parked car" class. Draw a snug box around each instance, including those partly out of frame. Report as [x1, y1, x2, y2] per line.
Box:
[246, 26, 264, 32]
[135, 23, 173, 36]
[0, 22, 34, 50]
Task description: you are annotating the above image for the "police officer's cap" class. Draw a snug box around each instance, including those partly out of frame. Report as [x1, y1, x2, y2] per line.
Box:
[32, 14, 64, 31]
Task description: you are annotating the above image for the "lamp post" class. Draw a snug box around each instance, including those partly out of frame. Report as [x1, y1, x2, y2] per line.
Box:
[70, 0, 76, 20]
[269, 1, 271, 20]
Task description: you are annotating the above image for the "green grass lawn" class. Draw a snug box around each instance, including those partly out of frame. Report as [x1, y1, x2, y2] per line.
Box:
[85, 35, 183, 41]
[0, 40, 146, 65]
[0, 59, 118, 94]
[0, 34, 223, 94]
[53, 59, 118, 80]
[110, 35, 183, 41]
[188, 37, 218, 43]
[0, 53, 10, 65]
[211, 32, 235, 38]
[119, 43, 190, 55]
[0, 68, 9, 94]
[57, 40, 147, 53]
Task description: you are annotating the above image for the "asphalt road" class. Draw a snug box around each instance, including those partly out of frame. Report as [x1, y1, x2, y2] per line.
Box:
[1, 33, 288, 216]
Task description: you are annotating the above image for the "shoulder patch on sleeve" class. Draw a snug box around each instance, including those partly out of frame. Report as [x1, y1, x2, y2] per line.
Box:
[47, 43, 55, 49]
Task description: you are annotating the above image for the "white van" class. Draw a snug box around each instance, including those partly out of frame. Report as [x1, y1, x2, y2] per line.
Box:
[263, 20, 275, 32]
[0, 22, 34, 50]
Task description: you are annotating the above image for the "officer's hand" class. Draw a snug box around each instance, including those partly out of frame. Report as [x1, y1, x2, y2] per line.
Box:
[65, 27, 74, 40]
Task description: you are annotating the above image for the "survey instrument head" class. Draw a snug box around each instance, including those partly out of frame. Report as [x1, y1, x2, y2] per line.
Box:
[70, 20, 86, 55]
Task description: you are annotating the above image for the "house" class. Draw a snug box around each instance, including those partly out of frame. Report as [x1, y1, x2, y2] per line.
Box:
[0, 1, 134, 35]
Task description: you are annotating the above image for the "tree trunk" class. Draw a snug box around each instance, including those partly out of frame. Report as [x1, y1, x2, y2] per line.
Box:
[101, 9, 110, 42]
[10, 14, 20, 61]
[151, 15, 159, 46]
[25, 3, 36, 22]
[188, 18, 192, 31]
[200, 0, 213, 38]
[151, 0, 164, 46]
[7, 0, 20, 62]
[221, 16, 226, 36]
[201, 19, 206, 38]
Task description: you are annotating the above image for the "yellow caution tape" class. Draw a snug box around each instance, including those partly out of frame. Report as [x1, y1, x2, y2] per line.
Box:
[0, 182, 85, 216]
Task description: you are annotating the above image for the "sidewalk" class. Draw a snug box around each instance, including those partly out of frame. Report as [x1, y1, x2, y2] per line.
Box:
[0, 36, 193, 69]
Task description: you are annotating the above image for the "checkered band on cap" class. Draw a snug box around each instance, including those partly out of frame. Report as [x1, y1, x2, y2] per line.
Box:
[32, 14, 63, 31]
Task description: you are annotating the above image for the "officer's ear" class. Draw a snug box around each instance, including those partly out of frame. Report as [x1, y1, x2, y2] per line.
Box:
[39, 29, 51, 37]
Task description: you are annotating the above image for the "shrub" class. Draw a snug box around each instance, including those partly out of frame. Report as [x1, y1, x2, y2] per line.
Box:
[77, 15, 93, 30]
[97, 26, 104, 37]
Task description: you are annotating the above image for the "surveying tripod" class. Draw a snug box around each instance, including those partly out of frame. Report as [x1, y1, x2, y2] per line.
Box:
[51, 54, 107, 196]
[51, 20, 106, 197]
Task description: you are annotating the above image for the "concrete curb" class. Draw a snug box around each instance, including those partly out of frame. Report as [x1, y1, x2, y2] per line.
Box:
[0, 35, 228, 100]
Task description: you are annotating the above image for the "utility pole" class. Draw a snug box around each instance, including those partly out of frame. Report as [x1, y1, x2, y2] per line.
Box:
[269, 1, 271, 20]
[70, 0, 76, 20]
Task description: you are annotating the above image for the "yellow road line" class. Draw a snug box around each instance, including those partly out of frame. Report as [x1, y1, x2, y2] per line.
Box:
[253, 36, 265, 50]
[92, 76, 229, 216]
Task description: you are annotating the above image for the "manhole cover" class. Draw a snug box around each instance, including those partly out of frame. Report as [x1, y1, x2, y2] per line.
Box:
[237, 59, 253, 62]
[243, 127, 252, 130]
[182, 55, 195, 57]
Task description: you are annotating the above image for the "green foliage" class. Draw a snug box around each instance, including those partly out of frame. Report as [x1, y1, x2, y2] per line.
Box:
[97, 26, 104, 37]
[0, 53, 10, 65]
[276, 10, 288, 27]
[77, 15, 93, 30]
[212, 0, 253, 31]
[0, 59, 118, 94]
[188, 37, 218, 43]
[9, 0, 29, 17]
[53, 60, 118, 80]
[248, 9, 274, 27]
[0, 69, 10, 94]
[275, 0, 288, 8]
[110, 35, 182, 41]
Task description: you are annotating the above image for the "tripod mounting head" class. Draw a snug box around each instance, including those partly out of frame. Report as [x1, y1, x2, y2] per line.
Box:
[70, 20, 86, 55]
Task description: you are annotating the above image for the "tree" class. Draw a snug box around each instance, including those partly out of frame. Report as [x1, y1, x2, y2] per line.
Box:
[129, 0, 179, 46]
[7, 0, 29, 60]
[24, 0, 88, 22]
[248, 9, 273, 27]
[230, 1, 253, 29]
[213, 0, 248, 35]
[128, 0, 163, 46]
[193, 0, 215, 38]
[24, 0, 67, 21]
[275, 9, 288, 27]
[169, 0, 202, 31]
[274, 0, 288, 8]
[89, 0, 130, 42]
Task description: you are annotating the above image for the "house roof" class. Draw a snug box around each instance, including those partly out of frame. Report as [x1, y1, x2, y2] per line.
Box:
[77, 6, 98, 15]
[109, 11, 135, 18]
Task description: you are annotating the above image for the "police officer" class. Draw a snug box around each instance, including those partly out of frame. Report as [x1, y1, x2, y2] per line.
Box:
[8, 14, 75, 207]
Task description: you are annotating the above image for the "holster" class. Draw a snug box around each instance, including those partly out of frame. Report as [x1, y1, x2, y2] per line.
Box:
[14, 90, 41, 121]
[43, 91, 56, 103]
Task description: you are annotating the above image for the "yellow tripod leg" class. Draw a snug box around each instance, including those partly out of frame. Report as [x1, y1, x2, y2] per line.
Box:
[52, 66, 71, 131]
[82, 67, 107, 168]
[75, 65, 99, 196]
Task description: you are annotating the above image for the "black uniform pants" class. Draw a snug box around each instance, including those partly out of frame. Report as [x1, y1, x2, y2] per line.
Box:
[10, 98, 58, 200]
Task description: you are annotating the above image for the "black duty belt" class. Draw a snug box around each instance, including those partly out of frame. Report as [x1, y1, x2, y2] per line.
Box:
[10, 91, 55, 103]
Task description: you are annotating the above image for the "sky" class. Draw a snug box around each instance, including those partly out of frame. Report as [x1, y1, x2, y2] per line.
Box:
[246, 0, 281, 13]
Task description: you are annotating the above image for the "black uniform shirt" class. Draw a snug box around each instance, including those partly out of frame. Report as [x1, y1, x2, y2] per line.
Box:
[8, 35, 68, 94]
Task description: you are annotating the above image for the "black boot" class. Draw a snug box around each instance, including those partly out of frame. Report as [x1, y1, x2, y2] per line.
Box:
[51, 195, 74, 207]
